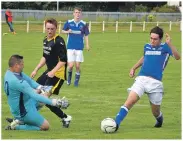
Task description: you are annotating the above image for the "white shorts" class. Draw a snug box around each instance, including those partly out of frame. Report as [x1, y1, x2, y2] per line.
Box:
[67, 49, 84, 63]
[127, 76, 164, 105]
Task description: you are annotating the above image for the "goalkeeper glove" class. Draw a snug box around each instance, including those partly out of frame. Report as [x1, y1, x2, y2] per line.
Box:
[52, 97, 70, 109]
[37, 85, 53, 94]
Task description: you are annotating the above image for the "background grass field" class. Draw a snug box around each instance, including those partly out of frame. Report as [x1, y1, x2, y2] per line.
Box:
[1, 24, 181, 139]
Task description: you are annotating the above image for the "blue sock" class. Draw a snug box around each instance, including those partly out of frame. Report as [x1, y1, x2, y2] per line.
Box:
[74, 72, 80, 86]
[68, 70, 72, 82]
[115, 106, 129, 126]
[15, 124, 40, 130]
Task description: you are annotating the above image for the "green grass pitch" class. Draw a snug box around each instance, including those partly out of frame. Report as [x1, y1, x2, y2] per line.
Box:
[1, 24, 181, 139]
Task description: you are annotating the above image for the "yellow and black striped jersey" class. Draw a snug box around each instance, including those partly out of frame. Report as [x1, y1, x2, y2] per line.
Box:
[43, 34, 67, 80]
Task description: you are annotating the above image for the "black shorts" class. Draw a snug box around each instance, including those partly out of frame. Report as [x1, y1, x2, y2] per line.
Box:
[36, 70, 64, 95]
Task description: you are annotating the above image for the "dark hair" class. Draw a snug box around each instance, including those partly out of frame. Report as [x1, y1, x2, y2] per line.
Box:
[74, 7, 82, 12]
[8, 54, 23, 67]
[45, 18, 57, 28]
[150, 26, 164, 40]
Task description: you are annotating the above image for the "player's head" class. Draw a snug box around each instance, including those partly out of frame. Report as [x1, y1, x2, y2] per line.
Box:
[45, 18, 57, 39]
[8, 54, 24, 73]
[6, 9, 11, 14]
[73, 7, 82, 21]
[150, 26, 164, 47]
[6, 9, 10, 12]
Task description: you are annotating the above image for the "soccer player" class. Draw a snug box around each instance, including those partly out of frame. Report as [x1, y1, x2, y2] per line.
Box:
[114, 26, 180, 131]
[4, 54, 67, 131]
[30, 18, 72, 128]
[62, 7, 90, 87]
[5, 9, 16, 34]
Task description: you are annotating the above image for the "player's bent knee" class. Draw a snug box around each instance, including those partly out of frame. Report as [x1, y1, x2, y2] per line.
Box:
[40, 120, 50, 131]
[124, 91, 140, 109]
[68, 65, 74, 70]
[68, 62, 74, 67]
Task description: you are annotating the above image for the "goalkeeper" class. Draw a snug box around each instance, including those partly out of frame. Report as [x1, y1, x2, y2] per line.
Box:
[30, 18, 72, 128]
[4, 55, 69, 131]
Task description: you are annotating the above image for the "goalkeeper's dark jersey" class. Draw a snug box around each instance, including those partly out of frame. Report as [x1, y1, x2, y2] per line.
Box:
[43, 34, 67, 80]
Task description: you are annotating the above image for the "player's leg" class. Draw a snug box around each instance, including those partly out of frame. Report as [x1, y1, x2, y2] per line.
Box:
[67, 62, 74, 85]
[36, 70, 49, 85]
[148, 93, 163, 128]
[7, 22, 13, 32]
[8, 22, 14, 33]
[115, 91, 140, 130]
[6, 107, 49, 131]
[10, 22, 16, 34]
[67, 49, 75, 85]
[74, 62, 81, 87]
[44, 77, 72, 128]
[74, 50, 84, 87]
[115, 76, 145, 131]
[146, 77, 164, 128]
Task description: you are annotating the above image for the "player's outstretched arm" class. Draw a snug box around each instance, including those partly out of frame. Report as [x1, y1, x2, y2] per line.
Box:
[14, 80, 59, 107]
[31, 57, 46, 78]
[129, 56, 144, 78]
[165, 33, 180, 60]
[22, 72, 40, 89]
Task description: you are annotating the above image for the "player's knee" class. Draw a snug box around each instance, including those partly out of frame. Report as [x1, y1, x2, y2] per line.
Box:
[40, 120, 50, 131]
[69, 65, 73, 69]
[124, 91, 139, 109]
[68, 63, 74, 69]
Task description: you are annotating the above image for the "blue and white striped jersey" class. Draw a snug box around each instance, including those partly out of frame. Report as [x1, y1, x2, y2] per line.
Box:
[138, 43, 173, 81]
[62, 19, 90, 50]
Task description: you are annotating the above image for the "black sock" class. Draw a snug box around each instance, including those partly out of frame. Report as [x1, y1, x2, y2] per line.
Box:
[46, 104, 67, 119]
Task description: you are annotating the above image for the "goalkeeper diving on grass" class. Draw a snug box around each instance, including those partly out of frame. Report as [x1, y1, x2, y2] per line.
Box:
[4, 54, 69, 131]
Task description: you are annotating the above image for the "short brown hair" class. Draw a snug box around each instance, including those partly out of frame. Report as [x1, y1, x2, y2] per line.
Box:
[74, 7, 82, 12]
[45, 18, 58, 28]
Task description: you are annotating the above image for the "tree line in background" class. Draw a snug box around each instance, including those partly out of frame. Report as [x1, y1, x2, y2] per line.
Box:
[1, 2, 181, 12]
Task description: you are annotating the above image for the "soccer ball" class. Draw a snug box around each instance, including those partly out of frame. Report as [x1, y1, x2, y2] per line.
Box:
[101, 118, 117, 133]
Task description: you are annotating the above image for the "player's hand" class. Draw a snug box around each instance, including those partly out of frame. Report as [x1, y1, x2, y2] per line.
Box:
[52, 97, 70, 109]
[47, 71, 55, 78]
[86, 45, 90, 51]
[67, 29, 72, 33]
[165, 33, 171, 45]
[129, 68, 135, 78]
[30, 70, 37, 78]
[40, 86, 53, 94]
